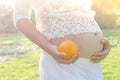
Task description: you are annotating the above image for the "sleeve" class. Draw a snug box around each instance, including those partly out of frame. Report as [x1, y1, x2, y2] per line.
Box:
[13, 0, 34, 28]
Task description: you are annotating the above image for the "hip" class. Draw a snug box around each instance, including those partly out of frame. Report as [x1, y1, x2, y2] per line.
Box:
[40, 50, 103, 80]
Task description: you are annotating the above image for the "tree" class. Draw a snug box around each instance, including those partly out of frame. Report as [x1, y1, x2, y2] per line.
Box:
[93, 0, 120, 15]
[0, 4, 16, 33]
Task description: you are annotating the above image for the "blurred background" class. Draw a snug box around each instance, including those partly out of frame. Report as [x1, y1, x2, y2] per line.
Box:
[0, 0, 120, 80]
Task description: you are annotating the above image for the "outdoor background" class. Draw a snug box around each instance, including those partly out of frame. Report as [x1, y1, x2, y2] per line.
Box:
[0, 0, 120, 80]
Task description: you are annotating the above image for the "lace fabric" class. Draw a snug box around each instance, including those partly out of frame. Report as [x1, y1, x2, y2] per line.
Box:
[13, 0, 102, 40]
[36, 0, 102, 40]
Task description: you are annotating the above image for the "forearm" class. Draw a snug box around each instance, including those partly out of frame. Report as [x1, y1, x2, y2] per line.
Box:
[16, 19, 54, 54]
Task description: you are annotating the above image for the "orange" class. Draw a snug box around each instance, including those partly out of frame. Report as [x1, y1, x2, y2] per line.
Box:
[58, 40, 79, 60]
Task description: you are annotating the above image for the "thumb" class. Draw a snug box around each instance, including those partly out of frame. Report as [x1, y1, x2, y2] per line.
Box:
[56, 50, 66, 58]
[59, 52, 66, 57]
[101, 39, 110, 48]
[101, 39, 111, 53]
[78, 52, 81, 57]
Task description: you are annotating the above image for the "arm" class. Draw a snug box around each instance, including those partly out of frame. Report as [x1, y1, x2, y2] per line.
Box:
[91, 39, 111, 63]
[16, 18, 54, 54]
[14, 0, 80, 64]
[14, 0, 54, 52]
[16, 18, 80, 64]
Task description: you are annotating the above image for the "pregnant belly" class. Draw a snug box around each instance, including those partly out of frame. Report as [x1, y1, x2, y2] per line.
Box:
[50, 32, 104, 58]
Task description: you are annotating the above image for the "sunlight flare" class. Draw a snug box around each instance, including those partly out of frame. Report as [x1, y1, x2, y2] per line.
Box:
[0, 0, 16, 7]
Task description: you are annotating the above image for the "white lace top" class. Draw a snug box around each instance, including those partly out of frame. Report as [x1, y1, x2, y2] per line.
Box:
[13, 0, 102, 40]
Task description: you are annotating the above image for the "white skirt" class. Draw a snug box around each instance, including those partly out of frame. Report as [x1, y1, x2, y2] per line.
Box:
[39, 50, 103, 80]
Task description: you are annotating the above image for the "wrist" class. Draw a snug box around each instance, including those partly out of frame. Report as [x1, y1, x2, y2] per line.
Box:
[42, 43, 57, 55]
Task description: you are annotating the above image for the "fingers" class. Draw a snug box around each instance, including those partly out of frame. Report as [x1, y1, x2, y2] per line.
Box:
[91, 55, 105, 60]
[101, 39, 111, 53]
[78, 52, 81, 57]
[91, 57, 102, 63]
[57, 52, 67, 58]
[101, 39, 109, 47]
[66, 52, 80, 64]
[91, 39, 111, 63]
[53, 49, 66, 59]
[91, 52, 106, 63]
[100, 39, 111, 58]
[92, 59, 101, 63]
[51, 45, 80, 64]
[56, 52, 80, 64]
[92, 52, 107, 57]
[91, 52, 104, 63]
[65, 54, 78, 64]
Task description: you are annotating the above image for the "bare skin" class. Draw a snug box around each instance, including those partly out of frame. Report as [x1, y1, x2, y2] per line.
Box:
[50, 32, 104, 58]
[16, 19, 111, 64]
[50, 32, 111, 63]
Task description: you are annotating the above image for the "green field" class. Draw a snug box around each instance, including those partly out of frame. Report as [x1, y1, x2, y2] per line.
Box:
[0, 28, 120, 80]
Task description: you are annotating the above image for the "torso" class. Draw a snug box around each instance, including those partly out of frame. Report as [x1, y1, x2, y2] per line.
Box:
[50, 32, 103, 58]
[36, 0, 104, 58]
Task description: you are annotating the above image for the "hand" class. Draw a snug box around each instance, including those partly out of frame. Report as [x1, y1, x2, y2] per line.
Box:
[49, 45, 80, 64]
[91, 39, 111, 63]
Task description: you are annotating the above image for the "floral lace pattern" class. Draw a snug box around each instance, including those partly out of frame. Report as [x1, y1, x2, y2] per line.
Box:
[36, 0, 102, 40]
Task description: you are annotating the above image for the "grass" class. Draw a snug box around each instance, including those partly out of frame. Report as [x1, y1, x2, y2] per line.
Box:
[0, 51, 40, 80]
[102, 47, 120, 80]
[0, 28, 120, 80]
[102, 28, 120, 47]
[0, 33, 39, 58]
